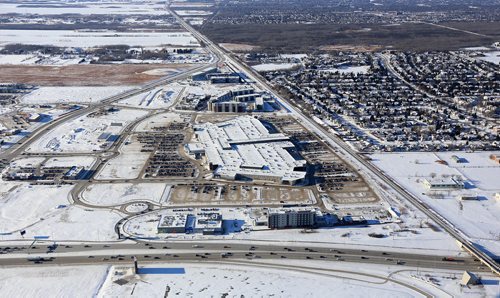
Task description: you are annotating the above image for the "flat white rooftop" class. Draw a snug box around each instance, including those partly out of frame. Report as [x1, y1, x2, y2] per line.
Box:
[189, 116, 306, 184]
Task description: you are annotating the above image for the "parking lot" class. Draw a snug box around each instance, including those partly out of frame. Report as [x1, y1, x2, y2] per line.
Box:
[169, 184, 315, 206]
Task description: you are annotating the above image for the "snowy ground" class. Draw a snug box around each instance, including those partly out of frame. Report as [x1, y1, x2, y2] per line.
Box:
[0, 2, 170, 15]
[174, 10, 213, 16]
[0, 265, 109, 298]
[371, 151, 500, 256]
[477, 51, 500, 65]
[133, 112, 182, 132]
[2, 260, 497, 297]
[95, 137, 150, 180]
[0, 184, 72, 233]
[0, 54, 86, 65]
[252, 62, 301, 72]
[43, 156, 96, 168]
[98, 262, 418, 297]
[0, 203, 122, 242]
[0, 182, 120, 241]
[21, 86, 134, 104]
[81, 183, 170, 207]
[0, 30, 199, 48]
[320, 65, 370, 74]
[26, 108, 148, 153]
[4, 156, 96, 175]
[6, 157, 46, 168]
[185, 17, 205, 25]
[115, 84, 184, 109]
[280, 54, 308, 60]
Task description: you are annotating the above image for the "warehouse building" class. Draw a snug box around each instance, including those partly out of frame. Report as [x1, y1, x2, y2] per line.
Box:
[422, 177, 465, 190]
[157, 211, 223, 235]
[186, 116, 307, 185]
[195, 212, 223, 235]
[157, 213, 189, 234]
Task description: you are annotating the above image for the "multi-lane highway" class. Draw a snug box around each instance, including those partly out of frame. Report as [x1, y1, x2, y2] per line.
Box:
[0, 241, 487, 273]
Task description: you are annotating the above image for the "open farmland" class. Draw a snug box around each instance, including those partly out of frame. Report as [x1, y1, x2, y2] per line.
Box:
[0, 30, 199, 48]
[0, 64, 193, 86]
[0, 2, 170, 15]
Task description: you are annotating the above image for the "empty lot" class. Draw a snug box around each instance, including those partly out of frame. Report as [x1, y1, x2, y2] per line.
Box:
[0, 64, 194, 86]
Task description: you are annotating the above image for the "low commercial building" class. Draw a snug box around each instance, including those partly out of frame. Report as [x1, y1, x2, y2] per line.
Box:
[63, 166, 85, 180]
[422, 177, 465, 190]
[157, 213, 189, 234]
[28, 113, 41, 122]
[195, 212, 223, 235]
[342, 216, 367, 225]
[268, 208, 316, 229]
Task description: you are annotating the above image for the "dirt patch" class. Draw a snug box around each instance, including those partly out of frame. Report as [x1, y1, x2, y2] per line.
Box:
[319, 44, 383, 52]
[220, 43, 261, 52]
[0, 64, 195, 86]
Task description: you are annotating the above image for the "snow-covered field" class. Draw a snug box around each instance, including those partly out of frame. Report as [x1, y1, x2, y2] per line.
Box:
[371, 151, 500, 255]
[43, 156, 96, 168]
[0, 2, 169, 15]
[95, 136, 150, 180]
[320, 65, 370, 74]
[175, 10, 213, 16]
[0, 184, 71, 233]
[0, 54, 86, 65]
[116, 84, 184, 109]
[6, 155, 96, 171]
[0, 182, 119, 241]
[26, 108, 148, 153]
[280, 54, 308, 60]
[21, 86, 134, 104]
[185, 17, 205, 25]
[252, 63, 301, 72]
[477, 51, 500, 65]
[0, 30, 199, 48]
[98, 262, 418, 297]
[0, 54, 41, 65]
[7, 157, 46, 168]
[2, 260, 497, 298]
[0, 194, 122, 241]
[0, 265, 108, 298]
[133, 111, 183, 132]
[170, 2, 214, 8]
[81, 183, 170, 206]
[20, 206, 121, 241]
